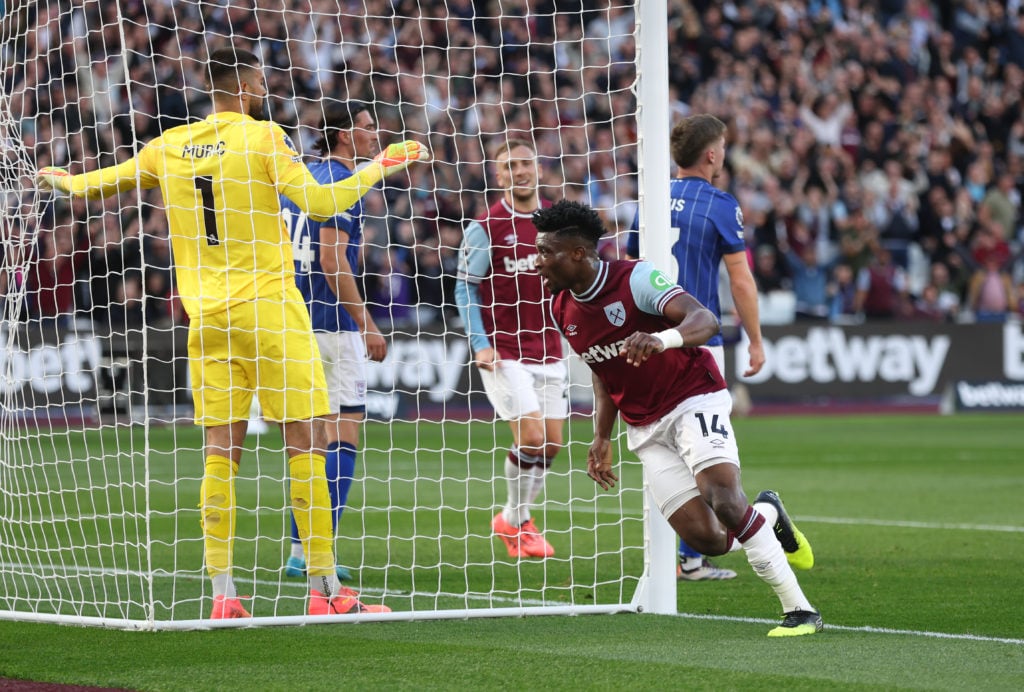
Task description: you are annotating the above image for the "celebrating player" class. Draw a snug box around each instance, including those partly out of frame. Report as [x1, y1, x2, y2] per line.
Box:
[37, 47, 428, 618]
[534, 200, 821, 637]
[454, 139, 566, 558]
[627, 113, 765, 581]
[279, 101, 389, 582]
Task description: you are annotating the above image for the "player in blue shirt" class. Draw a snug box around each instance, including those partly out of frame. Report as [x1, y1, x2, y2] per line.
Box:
[627, 114, 766, 581]
[280, 101, 390, 582]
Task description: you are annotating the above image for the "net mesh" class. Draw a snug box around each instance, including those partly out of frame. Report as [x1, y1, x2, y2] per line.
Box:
[0, 0, 645, 627]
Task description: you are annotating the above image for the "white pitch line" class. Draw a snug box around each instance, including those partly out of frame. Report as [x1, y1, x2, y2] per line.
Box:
[18, 507, 1024, 536]
[542, 507, 1024, 534]
[796, 515, 1024, 534]
[673, 612, 1024, 646]
[3, 564, 1023, 645]
[17, 507, 1024, 534]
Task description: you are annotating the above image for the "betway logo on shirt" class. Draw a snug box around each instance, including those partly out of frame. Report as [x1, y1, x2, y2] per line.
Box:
[502, 253, 538, 273]
[580, 339, 627, 364]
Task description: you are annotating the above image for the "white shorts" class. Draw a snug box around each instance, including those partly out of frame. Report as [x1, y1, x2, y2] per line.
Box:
[625, 389, 739, 519]
[316, 330, 367, 412]
[479, 359, 569, 421]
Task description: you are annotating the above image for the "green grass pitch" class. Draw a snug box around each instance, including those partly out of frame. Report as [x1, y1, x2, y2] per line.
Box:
[0, 413, 1022, 690]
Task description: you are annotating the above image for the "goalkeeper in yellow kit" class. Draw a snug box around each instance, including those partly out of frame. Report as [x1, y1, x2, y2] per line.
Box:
[38, 47, 429, 619]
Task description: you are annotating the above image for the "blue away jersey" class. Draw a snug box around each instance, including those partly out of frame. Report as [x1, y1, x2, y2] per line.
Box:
[627, 177, 746, 346]
[281, 159, 364, 333]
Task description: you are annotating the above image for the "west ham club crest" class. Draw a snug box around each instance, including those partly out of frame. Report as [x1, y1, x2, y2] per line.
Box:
[604, 301, 625, 326]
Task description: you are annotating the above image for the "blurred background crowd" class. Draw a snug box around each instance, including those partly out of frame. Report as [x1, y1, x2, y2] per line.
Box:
[2, 0, 1023, 334]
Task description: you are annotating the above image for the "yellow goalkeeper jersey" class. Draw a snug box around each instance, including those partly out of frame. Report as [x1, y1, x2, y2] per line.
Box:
[65, 111, 383, 316]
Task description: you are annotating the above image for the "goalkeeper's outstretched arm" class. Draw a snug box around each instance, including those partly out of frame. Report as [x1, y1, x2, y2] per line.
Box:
[37, 159, 155, 199]
[38, 140, 429, 211]
[281, 139, 430, 220]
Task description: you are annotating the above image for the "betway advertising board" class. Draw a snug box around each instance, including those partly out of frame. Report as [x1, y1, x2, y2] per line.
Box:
[5, 322, 1023, 416]
[0, 325, 102, 408]
[727, 321, 1024, 400]
[364, 333, 475, 420]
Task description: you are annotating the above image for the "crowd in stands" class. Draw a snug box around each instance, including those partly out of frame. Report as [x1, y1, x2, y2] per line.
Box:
[2, 0, 1023, 332]
[681, 0, 1024, 324]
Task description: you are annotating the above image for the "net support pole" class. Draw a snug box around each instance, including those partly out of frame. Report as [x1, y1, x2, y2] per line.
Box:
[634, 0, 677, 615]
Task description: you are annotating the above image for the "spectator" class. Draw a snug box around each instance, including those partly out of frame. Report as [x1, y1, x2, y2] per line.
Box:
[979, 171, 1020, 242]
[780, 241, 833, 321]
[854, 248, 910, 320]
[966, 255, 1018, 322]
[828, 263, 860, 323]
[865, 160, 921, 269]
[912, 283, 955, 322]
[924, 262, 962, 321]
[106, 273, 145, 332]
[26, 214, 89, 325]
[799, 89, 854, 150]
[752, 245, 789, 294]
[792, 183, 839, 263]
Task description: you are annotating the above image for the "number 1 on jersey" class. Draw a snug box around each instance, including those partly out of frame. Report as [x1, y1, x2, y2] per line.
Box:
[194, 176, 219, 245]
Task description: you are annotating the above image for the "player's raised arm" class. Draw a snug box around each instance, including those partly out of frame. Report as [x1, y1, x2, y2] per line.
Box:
[279, 140, 430, 219]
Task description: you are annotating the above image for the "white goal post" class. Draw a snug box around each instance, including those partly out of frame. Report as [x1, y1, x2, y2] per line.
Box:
[0, 0, 675, 629]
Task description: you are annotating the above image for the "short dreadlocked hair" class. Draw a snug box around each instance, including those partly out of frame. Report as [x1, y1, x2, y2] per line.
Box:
[532, 200, 606, 248]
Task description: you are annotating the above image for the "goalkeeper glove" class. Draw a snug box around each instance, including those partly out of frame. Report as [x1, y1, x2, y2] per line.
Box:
[37, 166, 72, 193]
[373, 140, 430, 177]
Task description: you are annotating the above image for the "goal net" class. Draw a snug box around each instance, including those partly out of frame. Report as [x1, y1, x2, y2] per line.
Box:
[0, 0, 668, 629]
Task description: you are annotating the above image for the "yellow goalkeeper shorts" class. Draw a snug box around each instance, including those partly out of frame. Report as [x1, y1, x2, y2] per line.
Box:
[188, 289, 331, 425]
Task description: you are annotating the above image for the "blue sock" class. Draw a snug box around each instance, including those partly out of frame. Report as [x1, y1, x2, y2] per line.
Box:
[678, 538, 701, 560]
[289, 504, 301, 549]
[326, 442, 356, 531]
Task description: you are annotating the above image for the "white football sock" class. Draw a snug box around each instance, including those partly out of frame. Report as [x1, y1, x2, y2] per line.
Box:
[290, 542, 304, 560]
[503, 456, 532, 526]
[526, 463, 547, 509]
[741, 520, 813, 613]
[309, 573, 342, 597]
[679, 555, 703, 571]
[754, 500, 779, 527]
[212, 573, 236, 598]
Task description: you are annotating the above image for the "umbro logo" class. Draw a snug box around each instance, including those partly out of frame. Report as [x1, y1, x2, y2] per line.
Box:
[565, 324, 578, 336]
[504, 233, 517, 245]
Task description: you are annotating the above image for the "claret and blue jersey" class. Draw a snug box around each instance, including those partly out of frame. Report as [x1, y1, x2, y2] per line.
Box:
[281, 159, 364, 333]
[627, 177, 746, 347]
[551, 260, 725, 426]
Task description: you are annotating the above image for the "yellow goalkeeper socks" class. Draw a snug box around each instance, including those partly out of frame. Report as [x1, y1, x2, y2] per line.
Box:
[201, 455, 238, 593]
[288, 452, 337, 589]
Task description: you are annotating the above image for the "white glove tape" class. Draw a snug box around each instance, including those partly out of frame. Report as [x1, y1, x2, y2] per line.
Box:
[652, 329, 684, 349]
